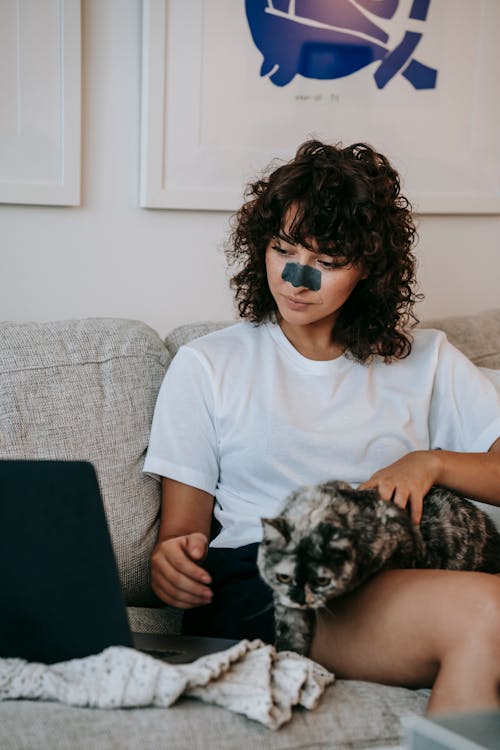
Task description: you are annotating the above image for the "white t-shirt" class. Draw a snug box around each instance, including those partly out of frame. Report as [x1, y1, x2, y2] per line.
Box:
[144, 321, 500, 548]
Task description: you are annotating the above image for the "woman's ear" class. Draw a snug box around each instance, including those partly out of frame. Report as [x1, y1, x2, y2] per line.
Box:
[359, 263, 369, 280]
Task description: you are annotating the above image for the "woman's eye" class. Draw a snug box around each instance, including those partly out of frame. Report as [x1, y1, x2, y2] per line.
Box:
[272, 244, 290, 256]
[318, 258, 348, 270]
[313, 576, 331, 587]
[276, 573, 292, 584]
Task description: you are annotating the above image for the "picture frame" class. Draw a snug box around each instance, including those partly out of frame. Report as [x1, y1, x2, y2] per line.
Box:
[140, 0, 500, 214]
[0, 0, 81, 207]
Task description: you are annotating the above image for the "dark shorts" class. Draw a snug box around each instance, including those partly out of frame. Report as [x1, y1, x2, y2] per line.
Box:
[181, 543, 275, 644]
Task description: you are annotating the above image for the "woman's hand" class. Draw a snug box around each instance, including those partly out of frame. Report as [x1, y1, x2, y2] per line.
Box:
[358, 450, 442, 524]
[151, 532, 213, 608]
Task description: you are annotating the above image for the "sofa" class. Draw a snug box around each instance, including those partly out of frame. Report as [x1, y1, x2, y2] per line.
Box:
[1, 309, 500, 750]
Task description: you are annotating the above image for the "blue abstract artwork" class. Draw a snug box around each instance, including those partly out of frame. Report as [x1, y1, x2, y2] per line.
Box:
[245, 0, 438, 89]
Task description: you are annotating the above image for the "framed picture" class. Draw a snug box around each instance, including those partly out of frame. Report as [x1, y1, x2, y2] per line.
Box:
[140, 0, 500, 214]
[0, 0, 81, 206]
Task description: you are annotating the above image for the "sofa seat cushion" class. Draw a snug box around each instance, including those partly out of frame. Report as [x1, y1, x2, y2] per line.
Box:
[127, 605, 182, 634]
[0, 678, 427, 749]
[0, 318, 170, 605]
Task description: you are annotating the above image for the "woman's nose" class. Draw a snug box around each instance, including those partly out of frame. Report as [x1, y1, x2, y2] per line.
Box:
[281, 262, 321, 291]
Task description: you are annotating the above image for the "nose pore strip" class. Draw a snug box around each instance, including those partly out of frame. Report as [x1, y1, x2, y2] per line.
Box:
[282, 262, 321, 291]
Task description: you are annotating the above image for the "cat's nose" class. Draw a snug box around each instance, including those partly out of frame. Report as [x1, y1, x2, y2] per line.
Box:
[305, 589, 316, 605]
[292, 587, 306, 605]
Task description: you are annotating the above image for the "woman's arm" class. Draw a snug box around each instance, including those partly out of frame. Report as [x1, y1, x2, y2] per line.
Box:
[434, 437, 500, 504]
[360, 437, 500, 523]
[150, 477, 215, 608]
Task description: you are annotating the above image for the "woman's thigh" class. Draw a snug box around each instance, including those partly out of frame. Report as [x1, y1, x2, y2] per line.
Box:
[310, 568, 500, 688]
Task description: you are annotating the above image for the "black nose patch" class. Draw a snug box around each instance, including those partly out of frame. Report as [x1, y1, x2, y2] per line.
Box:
[282, 262, 321, 291]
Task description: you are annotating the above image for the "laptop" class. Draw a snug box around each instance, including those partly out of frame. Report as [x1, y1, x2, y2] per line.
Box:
[0, 460, 235, 664]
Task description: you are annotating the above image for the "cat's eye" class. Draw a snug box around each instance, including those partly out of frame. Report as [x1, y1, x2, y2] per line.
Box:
[330, 550, 348, 564]
[313, 577, 331, 588]
[275, 573, 292, 584]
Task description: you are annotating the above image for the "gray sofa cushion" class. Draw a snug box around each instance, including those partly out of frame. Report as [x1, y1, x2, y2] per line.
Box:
[165, 310, 500, 368]
[165, 313, 500, 399]
[127, 605, 182, 634]
[0, 318, 170, 605]
[422, 308, 500, 368]
[164, 320, 233, 358]
[0, 679, 428, 749]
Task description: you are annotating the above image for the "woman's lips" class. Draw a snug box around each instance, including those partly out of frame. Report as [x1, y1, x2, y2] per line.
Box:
[282, 295, 313, 309]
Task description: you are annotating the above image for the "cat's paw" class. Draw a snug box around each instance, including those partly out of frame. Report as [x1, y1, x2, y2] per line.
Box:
[275, 637, 308, 655]
[274, 637, 296, 652]
[275, 627, 311, 655]
[274, 602, 314, 655]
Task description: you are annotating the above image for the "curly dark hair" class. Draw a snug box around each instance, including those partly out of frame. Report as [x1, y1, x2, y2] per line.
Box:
[226, 140, 421, 362]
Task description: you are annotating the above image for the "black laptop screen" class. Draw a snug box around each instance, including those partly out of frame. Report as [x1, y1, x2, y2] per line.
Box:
[0, 460, 133, 663]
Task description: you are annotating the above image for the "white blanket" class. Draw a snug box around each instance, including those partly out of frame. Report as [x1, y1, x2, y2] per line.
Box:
[0, 639, 334, 730]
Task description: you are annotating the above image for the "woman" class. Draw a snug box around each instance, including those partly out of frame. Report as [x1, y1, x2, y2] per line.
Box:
[144, 140, 500, 713]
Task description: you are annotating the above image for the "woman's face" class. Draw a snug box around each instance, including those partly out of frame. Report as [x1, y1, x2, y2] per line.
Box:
[265, 211, 366, 332]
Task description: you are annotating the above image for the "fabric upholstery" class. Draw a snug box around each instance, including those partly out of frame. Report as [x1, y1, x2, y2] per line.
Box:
[422, 308, 500, 368]
[0, 318, 170, 605]
[165, 310, 500, 368]
[164, 321, 233, 357]
[0, 679, 427, 749]
[127, 606, 182, 635]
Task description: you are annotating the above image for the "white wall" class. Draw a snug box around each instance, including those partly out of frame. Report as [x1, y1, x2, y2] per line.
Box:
[0, 0, 498, 339]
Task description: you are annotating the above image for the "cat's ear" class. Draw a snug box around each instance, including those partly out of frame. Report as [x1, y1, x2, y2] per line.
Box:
[378, 500, 404, 525]
[261, 517, 291, 544]
[338, 485, 379, 507]
[321, 480, 353, 495]
[351, 487, 401, 523]
[318, 522, 351, 545]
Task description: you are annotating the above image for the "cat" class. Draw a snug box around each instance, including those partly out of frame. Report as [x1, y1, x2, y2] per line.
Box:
[257, 480, 500, 655]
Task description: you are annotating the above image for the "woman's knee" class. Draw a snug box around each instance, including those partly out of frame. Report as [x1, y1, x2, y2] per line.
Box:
[442, 574, 500, 656]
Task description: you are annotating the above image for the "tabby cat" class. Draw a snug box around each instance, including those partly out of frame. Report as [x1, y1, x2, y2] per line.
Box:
[257, 480, 500, 655]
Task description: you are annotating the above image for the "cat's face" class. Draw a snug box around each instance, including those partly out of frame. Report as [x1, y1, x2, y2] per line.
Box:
[258, 518, 357, 609]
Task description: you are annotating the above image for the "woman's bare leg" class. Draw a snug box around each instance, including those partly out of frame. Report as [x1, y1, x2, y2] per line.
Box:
[309, 569, 500, 714]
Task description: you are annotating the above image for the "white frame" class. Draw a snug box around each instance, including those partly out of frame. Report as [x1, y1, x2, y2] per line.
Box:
[140, 0, 500, 214]
[0, 0, 81, 206]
